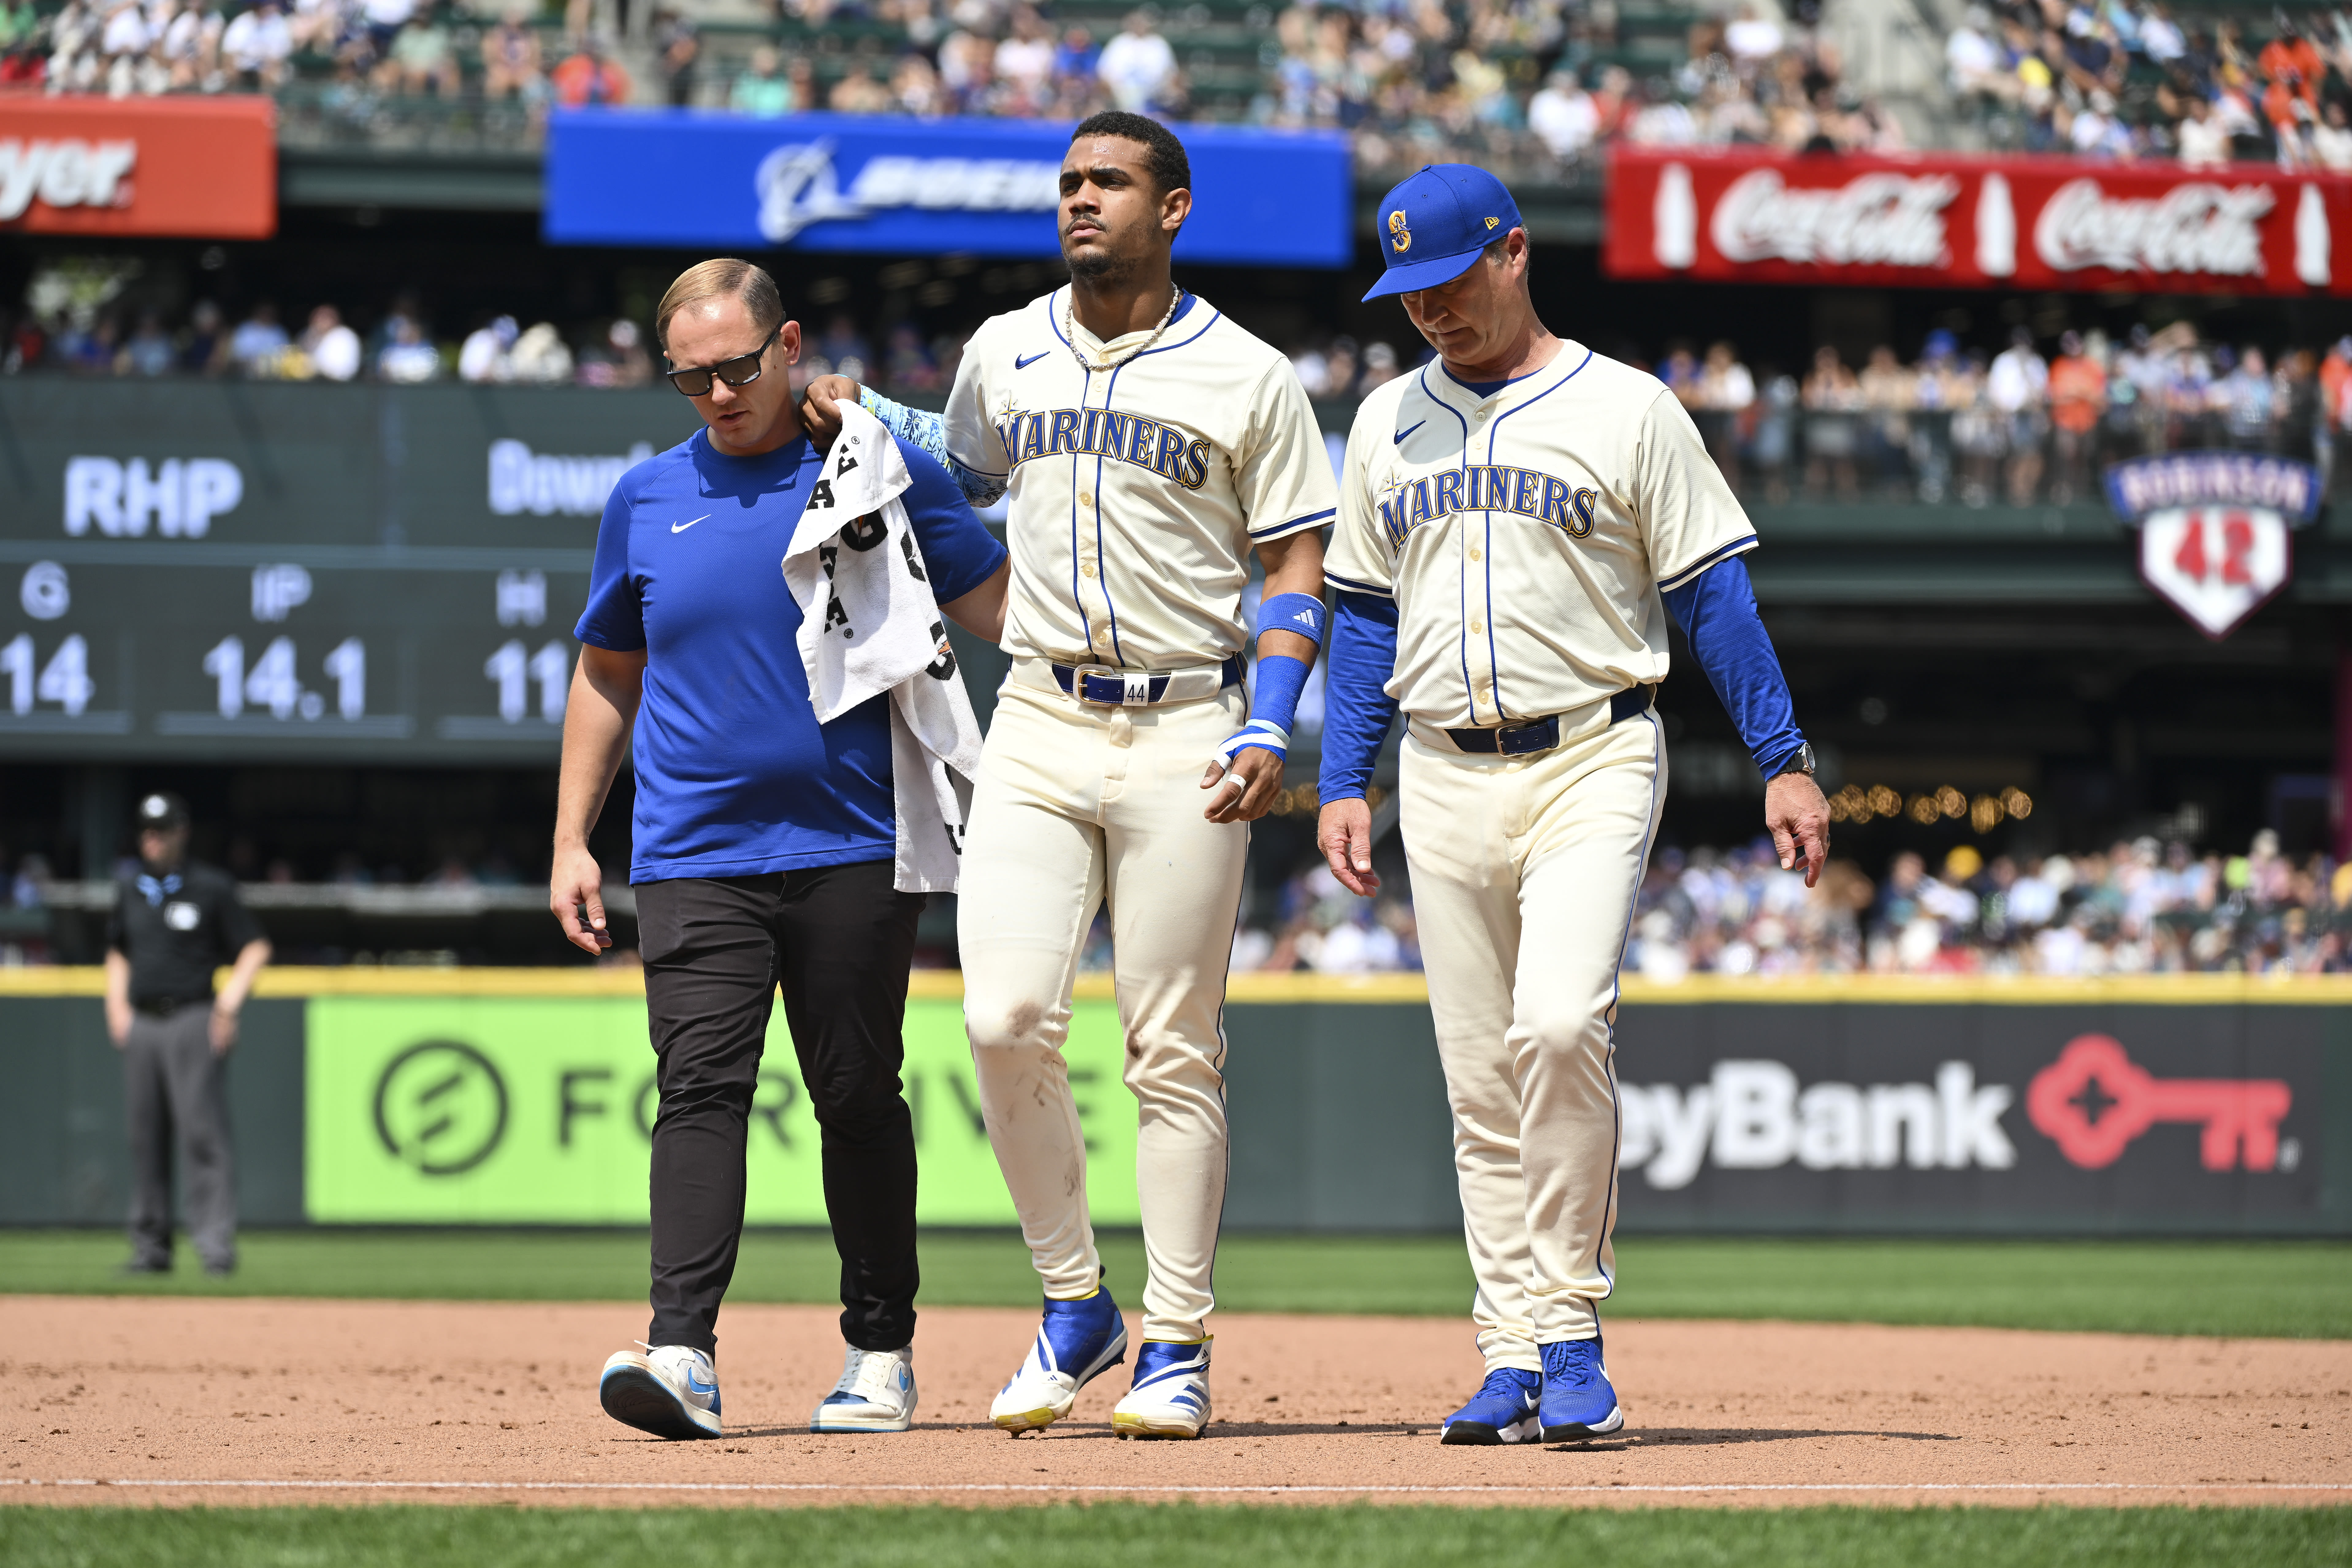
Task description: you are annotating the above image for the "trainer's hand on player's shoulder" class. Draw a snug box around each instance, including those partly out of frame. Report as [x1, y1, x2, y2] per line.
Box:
[1317, 797, 1381, 898]
[550, 842, 614, 956]
[1765, 771, 1831, 890]
[798, 374, 861, 449]
[1200, 747, 1285, 824]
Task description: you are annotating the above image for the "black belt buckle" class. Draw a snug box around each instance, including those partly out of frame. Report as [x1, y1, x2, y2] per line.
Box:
[1494, 716, 1560, 755]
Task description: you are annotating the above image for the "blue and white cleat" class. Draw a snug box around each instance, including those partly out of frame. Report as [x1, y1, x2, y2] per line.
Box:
[1537, 1336, 1625, 1442]
[599, 1343, 722, 1440]
[1111, 1339, 1212, 1440]
[811, 1344, 917, 1433]
[989, 1286, 1129, 1433]
[1440, 1366, 1542, 1445]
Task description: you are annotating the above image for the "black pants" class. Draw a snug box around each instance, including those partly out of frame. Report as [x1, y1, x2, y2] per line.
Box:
[123, 1002, 236, 1271]
[638, 862, 924, 1358]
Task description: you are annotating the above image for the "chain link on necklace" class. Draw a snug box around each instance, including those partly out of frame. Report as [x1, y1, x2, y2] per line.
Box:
[1065, 282, 1182, 375]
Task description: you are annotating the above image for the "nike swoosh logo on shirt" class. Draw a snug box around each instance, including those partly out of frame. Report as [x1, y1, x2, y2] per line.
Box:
[1394, 421, 1425, 444]
[1014, 351, 1050, 370]
[670, 515, 708, 533]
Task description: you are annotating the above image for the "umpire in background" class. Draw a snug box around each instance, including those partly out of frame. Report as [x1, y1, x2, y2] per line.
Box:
[105, 792, 271, 1276]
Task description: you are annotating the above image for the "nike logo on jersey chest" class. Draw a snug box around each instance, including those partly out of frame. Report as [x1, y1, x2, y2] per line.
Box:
[1014, 351, 1050, 370]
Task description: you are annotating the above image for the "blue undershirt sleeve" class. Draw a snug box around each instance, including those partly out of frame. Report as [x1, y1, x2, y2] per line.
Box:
[861, 388, 1008, 507]
[1316, 590, 1402, 804]
[1659, 555, 1806, 780]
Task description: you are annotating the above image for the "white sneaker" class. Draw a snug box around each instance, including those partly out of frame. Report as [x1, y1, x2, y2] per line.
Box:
[1112, 1339, 1212, 1440]
[811, 1344, 917, 1433]
[598, 1344, 721, 1440]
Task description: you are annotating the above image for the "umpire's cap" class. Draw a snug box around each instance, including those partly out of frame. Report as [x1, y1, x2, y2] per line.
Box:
[135, 792, 190, 832]
[1362, 164, 1525, 301]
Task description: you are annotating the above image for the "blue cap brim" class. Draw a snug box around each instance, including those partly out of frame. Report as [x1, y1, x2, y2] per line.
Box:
[1361, 246, 1485, 302]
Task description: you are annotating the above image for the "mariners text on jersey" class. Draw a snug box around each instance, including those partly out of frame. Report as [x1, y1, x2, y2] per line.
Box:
[1377, 464, 1600, 545]
[994, 406, 1213, 491]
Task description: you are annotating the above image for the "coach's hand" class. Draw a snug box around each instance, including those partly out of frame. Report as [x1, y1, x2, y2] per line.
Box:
[799, 374, 861, 449]
[551, 842, 614, 955]
[1765, 772, 1831, 890]
[1317, 797, 1381, 898]
[1201, 747, 1285, 824]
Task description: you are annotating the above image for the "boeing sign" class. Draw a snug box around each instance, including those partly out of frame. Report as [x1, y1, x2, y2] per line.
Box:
[545, 111, 1351, 268]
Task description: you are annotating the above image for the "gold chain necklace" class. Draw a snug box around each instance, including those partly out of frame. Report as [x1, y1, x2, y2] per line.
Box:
[1064, 282, 1182, 375]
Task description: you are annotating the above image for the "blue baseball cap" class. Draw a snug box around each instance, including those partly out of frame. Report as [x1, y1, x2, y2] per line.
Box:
[1362, 164, 1525, 301]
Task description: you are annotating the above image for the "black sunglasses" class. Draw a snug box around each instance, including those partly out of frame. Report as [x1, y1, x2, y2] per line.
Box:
[665, 326, 780, 397]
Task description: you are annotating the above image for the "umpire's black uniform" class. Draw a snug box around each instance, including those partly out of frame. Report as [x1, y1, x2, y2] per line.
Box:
[109, 825, 265, 1274]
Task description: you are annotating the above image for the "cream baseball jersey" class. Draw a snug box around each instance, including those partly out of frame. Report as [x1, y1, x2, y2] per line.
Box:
[941, 288, 1338, 670]
[1325, 342, 1758, 730]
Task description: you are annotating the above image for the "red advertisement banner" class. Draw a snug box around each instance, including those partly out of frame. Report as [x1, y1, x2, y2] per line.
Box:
[1604, 144, 2352, 296]
[0, 96, 275, 240]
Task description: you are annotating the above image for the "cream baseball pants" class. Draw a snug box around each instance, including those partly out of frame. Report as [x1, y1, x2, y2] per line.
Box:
[1401, 707, 1666, 1371]
[958, 668, 1249, 1343]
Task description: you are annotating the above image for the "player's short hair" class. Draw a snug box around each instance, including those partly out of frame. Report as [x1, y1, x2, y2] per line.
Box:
[1070, 111, 1192, 200]
[655, 259, 784, 354]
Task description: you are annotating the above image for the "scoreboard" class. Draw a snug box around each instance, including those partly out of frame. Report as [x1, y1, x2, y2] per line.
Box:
[0, 379, 697, 762]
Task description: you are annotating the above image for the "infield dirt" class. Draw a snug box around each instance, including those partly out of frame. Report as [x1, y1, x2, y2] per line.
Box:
[3, 1297, 2345, 1508]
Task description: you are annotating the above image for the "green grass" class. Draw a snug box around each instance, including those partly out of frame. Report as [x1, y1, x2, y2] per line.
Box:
[6, 1229, 2349, 1339]
[1, 1506, 2344, 1568]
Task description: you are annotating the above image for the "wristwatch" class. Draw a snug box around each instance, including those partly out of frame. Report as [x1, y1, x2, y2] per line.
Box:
[1772, 742, 1817, 779]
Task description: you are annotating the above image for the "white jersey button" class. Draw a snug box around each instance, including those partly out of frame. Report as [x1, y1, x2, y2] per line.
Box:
[1081, 564, 1098, 579]
[1079, 491, 1094, 507]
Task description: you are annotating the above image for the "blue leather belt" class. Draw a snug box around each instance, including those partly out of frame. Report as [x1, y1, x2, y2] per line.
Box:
[1445, 684, 1656, 755]
[1052, 655, 1246, 707]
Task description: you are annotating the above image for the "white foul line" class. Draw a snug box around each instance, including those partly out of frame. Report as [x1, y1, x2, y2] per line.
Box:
[4, 1478, 2348, 1498]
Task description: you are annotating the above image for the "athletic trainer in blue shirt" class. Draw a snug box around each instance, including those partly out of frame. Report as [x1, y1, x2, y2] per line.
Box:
[553, 260, 1008, 1444]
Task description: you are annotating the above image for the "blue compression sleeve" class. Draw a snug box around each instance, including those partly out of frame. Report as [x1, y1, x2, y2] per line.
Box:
[1317, 590, 1401, 803]
[857, 388, 1008, 506]
[1252, 651, 1311, 733]
[1660, 555, 1806, 779]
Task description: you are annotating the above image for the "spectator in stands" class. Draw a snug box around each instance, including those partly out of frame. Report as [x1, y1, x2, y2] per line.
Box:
[2178, 94, 2228, 166]
[1357, 340, 1401, 393]
[552, 32, 631, 106]
[1856, 344, 1915, 492]
[2318, 100, 2352, 171]
[482, 5, 544, 100]
[1695, 340, 1756, 491]
[300, 305, 362, 383]
[1987, 328, 2048, 505]
[1801, 345, 1862, 499]
[730, 43, 791, 114]
[229, 302, 289, 377]
[2045, 331, 2106, 503]
[459, 313, 517, 382]
[2218, 346, 2278, 450]
[576, 319, 653, 387]
[220, 0, 288, 88]
[1052, 23, 1098, 108]
[387, 6, 457, 96]
[1097, 7, 1174, 114]
[995, 5, 1053, 113]
[651, 6, 697, 106]
[892, 50, 944, 115]
[830, 57, 893, 112]
[358, 0, 410, 62]
[378, 315, 442, 382]
[507, 321, 573, 383]
[120, 311, 174, 377]
[1528, 67, 1599, 159]
[180, 301, 228, 376]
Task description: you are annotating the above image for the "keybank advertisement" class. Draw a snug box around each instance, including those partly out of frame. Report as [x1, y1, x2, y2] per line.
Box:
[305, 997, 1139, 1225]
[543, 111, 1353, 267]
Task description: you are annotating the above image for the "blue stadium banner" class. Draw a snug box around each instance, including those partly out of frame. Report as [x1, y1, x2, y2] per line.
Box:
[544, 110, 1353, 268]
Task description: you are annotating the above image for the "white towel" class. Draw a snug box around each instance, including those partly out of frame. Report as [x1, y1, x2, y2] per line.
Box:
[781, 403, 984, 894]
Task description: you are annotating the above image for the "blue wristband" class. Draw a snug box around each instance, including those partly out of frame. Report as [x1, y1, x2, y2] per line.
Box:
[1257, 591, 1326, 646]
[1213, 650, 1311, 769]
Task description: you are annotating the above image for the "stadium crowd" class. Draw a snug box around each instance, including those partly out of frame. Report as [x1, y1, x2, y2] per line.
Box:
[1219, 828, 2346, 977]
[1946, 0, 2352, 167]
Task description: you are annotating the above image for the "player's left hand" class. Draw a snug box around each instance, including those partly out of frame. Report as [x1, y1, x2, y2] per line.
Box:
[209, 1002, 240, 1055]
[1765, 771, 1831, 889]
[1201, 744, 1285, 823]
[798, 373, 861, 448]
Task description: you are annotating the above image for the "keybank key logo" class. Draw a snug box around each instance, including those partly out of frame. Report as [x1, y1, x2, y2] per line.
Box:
[373, 1040, 510, 1176]
[2027, 1033, 2293, 1171]
[1623, 1061, 2017, 1191]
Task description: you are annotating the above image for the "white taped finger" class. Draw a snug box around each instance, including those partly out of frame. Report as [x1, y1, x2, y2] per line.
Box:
[1213, 769, 1247, 795]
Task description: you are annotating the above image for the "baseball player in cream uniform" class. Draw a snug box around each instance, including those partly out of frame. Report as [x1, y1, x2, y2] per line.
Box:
[1316, 166, 1830, 1445]
[807, 112, 1337, 1440]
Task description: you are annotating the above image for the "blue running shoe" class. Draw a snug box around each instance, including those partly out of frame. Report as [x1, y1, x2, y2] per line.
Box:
[1112, 1339, 1212, 1439]
[989, 1285, 1128, 1433]
[1440, 1366, 1542, 1445]
[1537, 1337, 1625, 1442]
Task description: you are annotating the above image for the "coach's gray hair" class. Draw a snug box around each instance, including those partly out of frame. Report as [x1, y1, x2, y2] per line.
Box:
[655, 259, 784, 353]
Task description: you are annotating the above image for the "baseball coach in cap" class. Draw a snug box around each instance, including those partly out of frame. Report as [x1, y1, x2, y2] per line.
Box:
[1315, 165, 1826, 1445]
[106, 791, 272, 1276]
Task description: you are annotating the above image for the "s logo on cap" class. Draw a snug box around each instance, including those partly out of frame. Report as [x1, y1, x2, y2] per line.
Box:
[1388, 209, 1411, 253]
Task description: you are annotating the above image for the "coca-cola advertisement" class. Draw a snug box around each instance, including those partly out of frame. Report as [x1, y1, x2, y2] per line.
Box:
[1605, 144, 2352, 296]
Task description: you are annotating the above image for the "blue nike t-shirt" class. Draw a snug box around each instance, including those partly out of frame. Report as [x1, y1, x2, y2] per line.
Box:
[576, 426, 1006, 883]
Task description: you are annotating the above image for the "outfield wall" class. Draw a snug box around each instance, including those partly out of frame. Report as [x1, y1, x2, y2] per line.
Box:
[2, 970, 2345, 1236]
